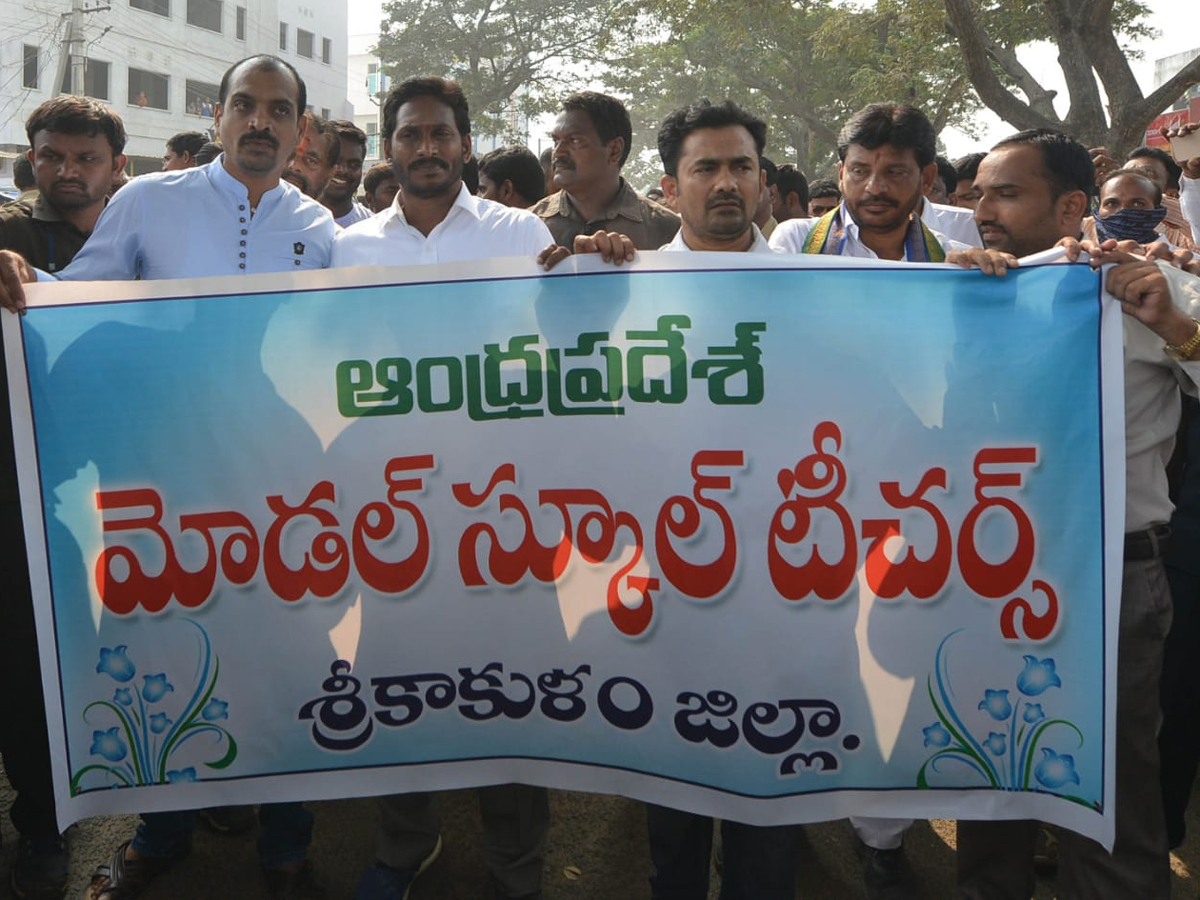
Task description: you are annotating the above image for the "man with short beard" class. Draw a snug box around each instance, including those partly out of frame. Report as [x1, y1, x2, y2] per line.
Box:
[320, 120, 372, 227]
[332, 76, 553, 900]
[952, 126, 1200, 900]
[282, 111, 339, 198]
[0, 93, 127, 900]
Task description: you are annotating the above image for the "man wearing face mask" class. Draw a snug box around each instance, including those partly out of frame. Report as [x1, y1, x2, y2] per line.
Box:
[1083, 170, 1175, 248]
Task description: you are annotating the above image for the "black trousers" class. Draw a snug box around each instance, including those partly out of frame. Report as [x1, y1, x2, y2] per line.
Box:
[0, 499, 59, 838]
[1159, 561, 1200, 848]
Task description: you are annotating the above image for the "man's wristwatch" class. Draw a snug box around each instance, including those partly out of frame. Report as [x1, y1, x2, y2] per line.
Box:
[1165, 317, 1200, 361]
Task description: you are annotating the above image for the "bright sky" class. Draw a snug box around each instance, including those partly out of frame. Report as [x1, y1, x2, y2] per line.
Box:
[347, 0, 1196, 157]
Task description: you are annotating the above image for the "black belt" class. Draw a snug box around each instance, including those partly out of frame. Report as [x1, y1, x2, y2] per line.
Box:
[1125, 525, 1171, 561]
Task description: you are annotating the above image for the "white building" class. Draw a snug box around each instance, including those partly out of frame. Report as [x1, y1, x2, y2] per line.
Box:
[347, 28, 386, 168]
[0, 0, 349, 182]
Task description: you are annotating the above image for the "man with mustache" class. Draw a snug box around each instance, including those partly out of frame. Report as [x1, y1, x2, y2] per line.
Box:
[332, 76, 553, 900]
[950, 126, 1200, 900]
[0, 54, 334, 900]
[769, 103, 968, 267]
[0, 94, 126, 900]
[769, 101, 968, 900]
[531, 91, 679, 250]
[645, 99, 798, 899]
[282, 111, 339, 199]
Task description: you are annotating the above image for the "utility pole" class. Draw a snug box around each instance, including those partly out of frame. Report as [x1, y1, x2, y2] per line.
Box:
[54, 0, 111, 96]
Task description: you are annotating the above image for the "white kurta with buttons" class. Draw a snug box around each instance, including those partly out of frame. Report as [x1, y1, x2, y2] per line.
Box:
[45, 155, 335, 281]
[331, 183, 553, 267]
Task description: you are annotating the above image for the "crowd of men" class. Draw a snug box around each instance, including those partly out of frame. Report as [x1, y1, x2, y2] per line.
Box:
[0, 52, 1199, 900]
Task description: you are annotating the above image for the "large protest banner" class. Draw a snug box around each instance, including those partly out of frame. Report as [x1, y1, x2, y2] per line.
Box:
[3, 252, 1124, 846]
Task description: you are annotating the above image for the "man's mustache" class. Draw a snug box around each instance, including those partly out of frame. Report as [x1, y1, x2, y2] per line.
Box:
[409, 158, 449, 172]
[706, 192, 744, 211]
[240, 130, 279, 149]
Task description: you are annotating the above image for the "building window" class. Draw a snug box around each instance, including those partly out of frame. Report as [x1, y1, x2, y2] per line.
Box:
[65, 59, 110, 99]
[366, 121, 378, 158]
[322, 37, 332, 64]
[279, 22, 287, 51]
[236, 5, 245, 40]
[130, 0, 169, 15]
[321, 107, 330, 119]
[22, 45, 38, 89]
[128, 68, 169, 109]
[186, 0, 222, 32]
[186, 79, 218, 117]
[296, 29, 313, 59]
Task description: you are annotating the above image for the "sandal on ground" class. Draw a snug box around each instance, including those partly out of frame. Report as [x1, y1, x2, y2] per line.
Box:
[86, 840, 186, 900]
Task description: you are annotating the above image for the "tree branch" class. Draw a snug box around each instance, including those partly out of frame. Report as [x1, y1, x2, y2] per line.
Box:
[942, 0, 1061, 131]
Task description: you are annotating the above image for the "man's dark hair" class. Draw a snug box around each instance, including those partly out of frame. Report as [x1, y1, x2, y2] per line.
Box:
[1100, 168, 1163, 207]
[776, 164, 809, 208]
[463, 157, 479, 194]
[363, 160, 395, 194]
[1126, 145, 1182, 191]
[934, 155, 957, 194]
[562, 91, 633, 167]
[218, 55, 306, 119]
[808, 177, 841, 200]
[836, 103, 936, 167]
[953, 151, 986, 183]
[760, 156, 778, 187]
[539, 146, 552, 167]
[194, 141, 223, 165]
[12, 156, 34, 190]
[479, 145, 546, 203]
[304, 111, 340, 166]
[657, 99, 768, 178]
[991, 128, 1094, 198]
[166, 131, 207, 159]
[25, 95, 126, 155]
[331, 119, 367, 155]
[382, 77, 470, 141]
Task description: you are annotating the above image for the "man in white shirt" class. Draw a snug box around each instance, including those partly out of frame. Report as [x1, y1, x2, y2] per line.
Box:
[336, 76, 551, 900]
[320, 120, 373, 228]
[641, 98, 798, 900]
[0, 53, 334, 900]
[769, 103, 967, 264]
[952, 127, 1200, 900]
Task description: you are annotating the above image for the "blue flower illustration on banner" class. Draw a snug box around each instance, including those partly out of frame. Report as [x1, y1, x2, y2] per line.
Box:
[96, 646, 135, 682]
[923, 723, 951, 748]
[918, 632, 1085, 800]
[1017, 656, 1062, 696]
[72, 622, 238, 794]
[141, 674, 174, 703]
[978, 690, 1012, 721]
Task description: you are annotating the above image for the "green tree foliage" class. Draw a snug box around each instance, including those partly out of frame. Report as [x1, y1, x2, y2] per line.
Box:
[375, 0, 636, 141]
[607, 0, 979, 181]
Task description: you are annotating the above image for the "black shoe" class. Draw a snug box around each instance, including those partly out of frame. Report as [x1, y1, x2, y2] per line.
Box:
[857, 838, 917, 900]
[11, 833, 69, 900]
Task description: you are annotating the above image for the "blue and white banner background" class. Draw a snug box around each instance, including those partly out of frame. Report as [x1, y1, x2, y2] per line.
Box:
[3, 252, 1124, 847]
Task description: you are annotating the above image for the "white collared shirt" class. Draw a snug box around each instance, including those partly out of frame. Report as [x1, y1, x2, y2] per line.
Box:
[50, 156, 335, 280]
[918, 197, 983, 248]
[767, 203, 968, 257]
[332, 183, 552, 267]
[660, 223, 777, 254]
[1126, 262, 1200, 530]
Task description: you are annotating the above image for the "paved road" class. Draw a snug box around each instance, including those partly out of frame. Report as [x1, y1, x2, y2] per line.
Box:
[3, 776, 1200, 898]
